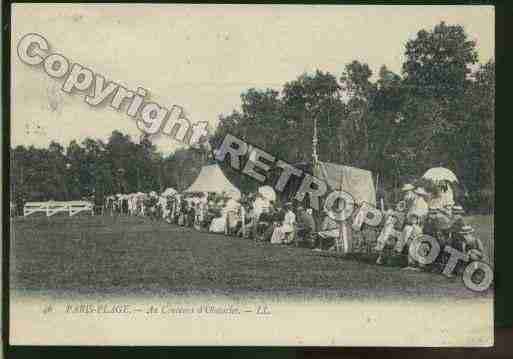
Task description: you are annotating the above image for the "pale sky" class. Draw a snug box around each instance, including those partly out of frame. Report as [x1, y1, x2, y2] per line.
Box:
[11, 4, 494, 155]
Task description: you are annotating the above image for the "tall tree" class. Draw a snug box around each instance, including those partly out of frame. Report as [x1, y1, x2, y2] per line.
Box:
[403, 21, 478, 100]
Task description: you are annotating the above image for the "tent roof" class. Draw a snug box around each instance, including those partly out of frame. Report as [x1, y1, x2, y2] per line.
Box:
[185, 164, 241, 199]
[314, 161, 376, 206]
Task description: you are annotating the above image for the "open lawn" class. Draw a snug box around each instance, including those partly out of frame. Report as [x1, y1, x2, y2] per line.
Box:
[10, 214, 494, 301]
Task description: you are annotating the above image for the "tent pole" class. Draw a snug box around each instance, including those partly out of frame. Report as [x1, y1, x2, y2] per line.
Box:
[338, 134, 345, 254]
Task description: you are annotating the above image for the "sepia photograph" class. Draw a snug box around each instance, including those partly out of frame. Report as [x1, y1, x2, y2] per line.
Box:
[8, 3, 494, 346]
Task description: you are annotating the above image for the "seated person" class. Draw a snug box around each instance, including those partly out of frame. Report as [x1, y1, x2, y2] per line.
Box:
[296, 207, 316, 245]
[203, 203, 218, 228]
[449, 205, 466, 230]
[460, 225, 487, 262]
[259, 204, 283, 241]
[254, 207, 274, 241]
[395, 214, 423, 270]
[270, 203, 296, 244]
[187, 203, 196, 227]
[316, 210, 352, 252]
[209, 212, 227, 233]
[225, 200, 241, 236]
[424, 207, 452, 247]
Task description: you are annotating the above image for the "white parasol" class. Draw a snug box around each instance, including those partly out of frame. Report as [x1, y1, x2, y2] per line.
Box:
[258, 186, 276, 202]
[422, 167, 458, 183]
[162, 187, 177, 196]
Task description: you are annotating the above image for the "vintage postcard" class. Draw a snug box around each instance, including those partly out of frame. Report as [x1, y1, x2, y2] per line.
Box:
[8, 3, 494, 346]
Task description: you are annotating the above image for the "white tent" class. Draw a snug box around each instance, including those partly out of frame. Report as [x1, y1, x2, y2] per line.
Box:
[184, 164, 241, 200]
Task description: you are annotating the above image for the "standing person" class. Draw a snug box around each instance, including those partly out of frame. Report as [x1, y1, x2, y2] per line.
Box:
[408, 187, 429, 224]
[178, 201, 187, 226]
[187, 200, 196, 227]
[253, 193, 271, 221]
[224, 198, 240, 235]
[10, 200, 16, 218]
[296, 207, 316, 247]
[438, 181, 456, 213]
[170, 195, 177, 223]
[316, 209, 340, 251]
[197, 196, 207, 230]
[113, 198, 120, 216]
[251, 194, 270, 240]
[174, 195, 182, 224]
[375, 203, 407, 265]
[396, 214, 423, 270]
[448, 205, 466, 241]
[122, 197, 129, 216]
[209, 199, 229, 233]
[424, 184, 452, 244]
[204, 200, 216, 229]
[259, 205, 276, 242]
[192, 201, 201, 230]
[396, 188, 430, 258]
[148, 194, 158, 221]
[270, 203, 296, 244]
[401, 183, 416, 211]
[16, 195, 25, 217]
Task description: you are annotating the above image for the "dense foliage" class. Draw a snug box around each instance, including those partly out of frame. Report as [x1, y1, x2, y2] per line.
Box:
[212, 22, 494, 211]
[10, 22, 494, 212]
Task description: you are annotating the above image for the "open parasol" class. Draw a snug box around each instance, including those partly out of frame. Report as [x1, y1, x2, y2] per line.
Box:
[422, 167, 458, 183]
[162, 187, 177, 196]
[258, 186, 276, 202]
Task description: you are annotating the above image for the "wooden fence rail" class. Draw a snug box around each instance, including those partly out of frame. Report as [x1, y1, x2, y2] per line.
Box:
[23, 201, 94, 217]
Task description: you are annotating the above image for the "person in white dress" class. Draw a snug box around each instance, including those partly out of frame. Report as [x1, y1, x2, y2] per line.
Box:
[253, 194, 271, 221]
[270, 203, 296, 244]
[407, 187, 429, 223]
[437, 181, 455, 215]
[209, 199, 228, 233]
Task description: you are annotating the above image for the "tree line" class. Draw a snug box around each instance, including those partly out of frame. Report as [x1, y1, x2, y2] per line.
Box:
[10, 22, 494, 213]
[10, 131, 209, 208]
[211, 22, 494, 212]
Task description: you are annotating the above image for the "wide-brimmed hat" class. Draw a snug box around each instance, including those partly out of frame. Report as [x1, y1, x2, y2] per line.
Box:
[406, 213, 420, 224]
[414, 187, 429, 196]
[452, 205, 465, 215]
[451, 217, 465, 229]
[459, 225, 475, 235]
[401, 183, 415, 192]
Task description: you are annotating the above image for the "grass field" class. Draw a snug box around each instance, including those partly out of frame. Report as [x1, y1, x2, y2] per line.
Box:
[10, 214, 494, 301]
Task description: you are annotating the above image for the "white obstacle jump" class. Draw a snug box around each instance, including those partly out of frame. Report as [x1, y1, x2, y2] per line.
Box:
[23, 201, 94, 217]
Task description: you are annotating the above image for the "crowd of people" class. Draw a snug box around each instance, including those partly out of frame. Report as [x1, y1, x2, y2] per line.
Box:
[373, 183, 486, 276]
[102, 180, 486, 278]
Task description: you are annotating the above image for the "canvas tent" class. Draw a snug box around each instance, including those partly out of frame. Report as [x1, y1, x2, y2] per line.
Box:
[184, 164, 241, 200]
[272, 161, 376, 208]
[315, 161, 376, 206]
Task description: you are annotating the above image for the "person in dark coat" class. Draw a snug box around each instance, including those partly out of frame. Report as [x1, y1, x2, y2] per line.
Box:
[296, 207, 316, 245]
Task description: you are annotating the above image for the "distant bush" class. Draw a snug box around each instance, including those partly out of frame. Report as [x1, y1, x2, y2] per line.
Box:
[463, 188, 494, 214]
